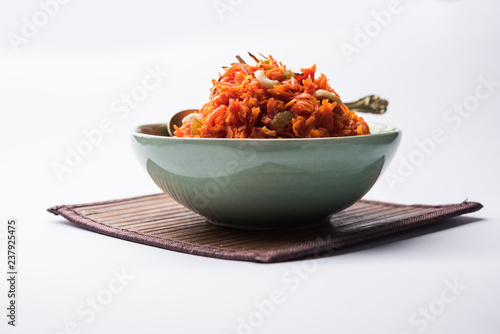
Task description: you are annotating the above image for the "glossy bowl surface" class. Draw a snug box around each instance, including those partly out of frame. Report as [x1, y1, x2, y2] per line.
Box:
[132, 122, 401, 229]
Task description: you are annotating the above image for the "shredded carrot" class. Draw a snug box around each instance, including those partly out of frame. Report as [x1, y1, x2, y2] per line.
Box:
[174, 55, 370, 138]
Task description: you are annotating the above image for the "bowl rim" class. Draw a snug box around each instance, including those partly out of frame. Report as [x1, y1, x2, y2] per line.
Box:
[132, 121, 400, 142]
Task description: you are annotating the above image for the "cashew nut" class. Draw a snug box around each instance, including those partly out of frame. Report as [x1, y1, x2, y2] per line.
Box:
[314, 89, 343, 105]
[254, 70, 281, 89]
[182, 113, 204, 136]
[182, 113, 199, 124]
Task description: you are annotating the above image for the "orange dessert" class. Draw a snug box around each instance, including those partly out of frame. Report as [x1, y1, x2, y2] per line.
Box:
[174, 54, 370, 138]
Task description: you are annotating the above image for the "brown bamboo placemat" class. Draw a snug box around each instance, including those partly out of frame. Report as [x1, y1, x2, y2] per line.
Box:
[48, 194, 482, 263]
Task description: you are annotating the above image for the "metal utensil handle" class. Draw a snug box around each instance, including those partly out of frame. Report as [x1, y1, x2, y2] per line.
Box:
[344, 95, 388, 114]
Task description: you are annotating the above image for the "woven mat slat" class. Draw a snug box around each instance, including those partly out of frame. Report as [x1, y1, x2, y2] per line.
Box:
[48, 193, 483, 263]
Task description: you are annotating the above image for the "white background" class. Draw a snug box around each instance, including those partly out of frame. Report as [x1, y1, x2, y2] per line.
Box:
[1, 0, 500, 333]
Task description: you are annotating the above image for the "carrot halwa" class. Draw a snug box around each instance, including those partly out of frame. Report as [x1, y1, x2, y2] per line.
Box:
[174, 54, 370, 138]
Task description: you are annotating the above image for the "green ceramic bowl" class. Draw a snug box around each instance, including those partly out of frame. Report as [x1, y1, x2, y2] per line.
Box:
[131, 122, 401, 229]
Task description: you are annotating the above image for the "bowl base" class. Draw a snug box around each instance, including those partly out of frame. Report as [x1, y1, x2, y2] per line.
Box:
[206, 217, 330, 230]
